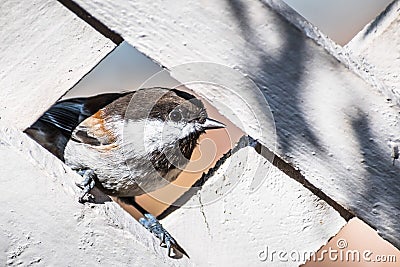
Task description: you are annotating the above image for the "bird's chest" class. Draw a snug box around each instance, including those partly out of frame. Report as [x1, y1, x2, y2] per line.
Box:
[63, 140, 187, 196]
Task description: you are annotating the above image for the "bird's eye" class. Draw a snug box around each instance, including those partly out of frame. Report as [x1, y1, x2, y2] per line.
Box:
[169, 110, 182, 122]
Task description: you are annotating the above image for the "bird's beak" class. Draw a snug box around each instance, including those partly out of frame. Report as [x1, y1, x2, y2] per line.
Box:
[202, 118, 226, 130]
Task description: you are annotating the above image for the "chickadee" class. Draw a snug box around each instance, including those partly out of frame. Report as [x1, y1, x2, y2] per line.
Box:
[25, 87, 225, 257]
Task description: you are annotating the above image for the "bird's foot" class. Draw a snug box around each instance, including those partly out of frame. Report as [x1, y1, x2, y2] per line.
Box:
[75, 169, 96, 203]
[139, 213, 188, 258]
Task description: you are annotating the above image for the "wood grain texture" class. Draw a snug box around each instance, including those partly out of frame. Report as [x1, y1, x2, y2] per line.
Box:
[0, 0, 115, 130]
[346, 0, 400, 106]
[73, 0, 400, 248]
[162, 146, 346, 266]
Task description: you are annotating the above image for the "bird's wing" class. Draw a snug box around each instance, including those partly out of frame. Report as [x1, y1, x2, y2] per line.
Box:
[71, 110, 119, 146]
[25, 92, 128, 159]
[39, 93, 126, 135]
[38, 99, 88, 134]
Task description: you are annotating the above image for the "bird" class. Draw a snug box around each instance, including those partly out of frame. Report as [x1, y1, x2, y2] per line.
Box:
[25, 87, 225, 257]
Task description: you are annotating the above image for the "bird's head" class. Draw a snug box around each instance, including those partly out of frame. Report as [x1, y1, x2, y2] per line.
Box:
[150, 89, 225, 139]
[123, 88, 225, 159]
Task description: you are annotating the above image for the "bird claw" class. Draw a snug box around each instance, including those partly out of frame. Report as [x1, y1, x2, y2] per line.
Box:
[75, 169, 96, 203]
[139, 213, 188, 258]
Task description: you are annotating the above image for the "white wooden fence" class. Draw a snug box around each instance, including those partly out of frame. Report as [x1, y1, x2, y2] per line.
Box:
[0, 0, 398, 266]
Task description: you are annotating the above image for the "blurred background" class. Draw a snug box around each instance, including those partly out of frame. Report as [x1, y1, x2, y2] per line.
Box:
[282, 0, 393, 45]
[61, 0, 399, 265]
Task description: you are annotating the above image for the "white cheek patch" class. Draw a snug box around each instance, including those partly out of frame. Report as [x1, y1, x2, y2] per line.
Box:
[178, 123, 200, 139]
[123, 119, 199, 157]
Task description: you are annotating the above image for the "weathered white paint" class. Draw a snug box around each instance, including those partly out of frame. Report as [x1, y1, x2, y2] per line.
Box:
[0, 125, 190, 266]
[163, 147, 346, 266]
[0, 0, 115, 130]
[346, 0, 400, 106]
[73, 0, 400, 248]
[261, 0, 393, 107]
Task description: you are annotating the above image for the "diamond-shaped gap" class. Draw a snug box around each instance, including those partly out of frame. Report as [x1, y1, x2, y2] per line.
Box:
[303, 218, 399, 266]
[27, 41, 244, 221]
[282, 0, 393, 45]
